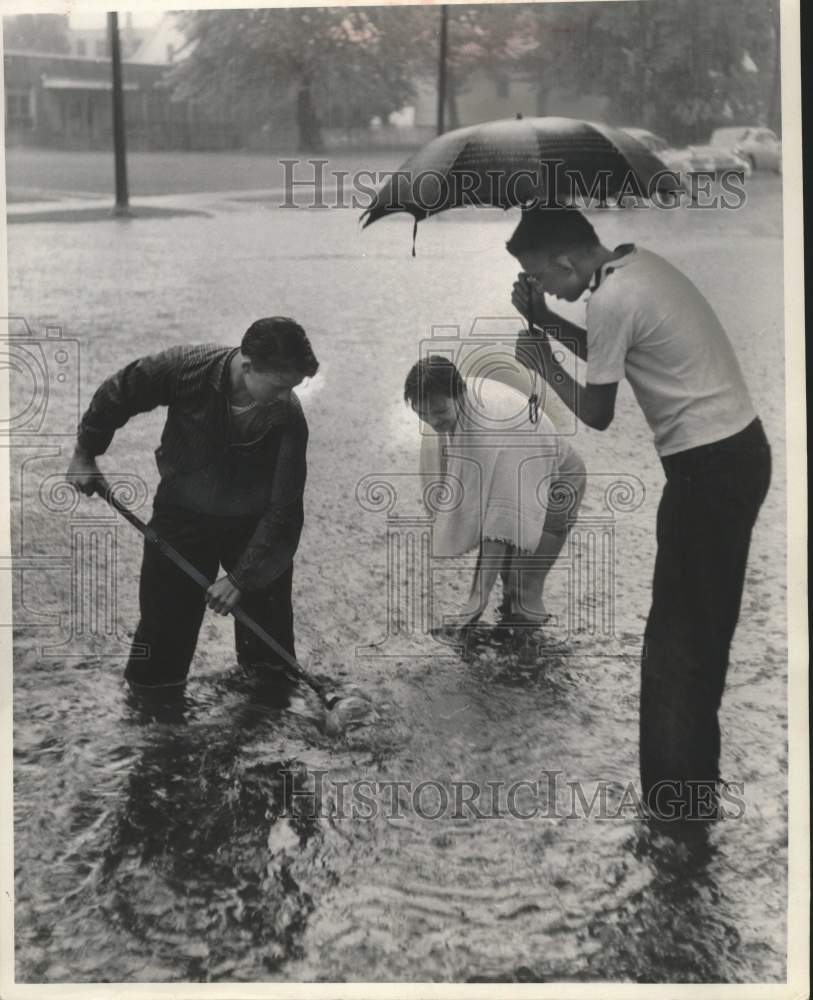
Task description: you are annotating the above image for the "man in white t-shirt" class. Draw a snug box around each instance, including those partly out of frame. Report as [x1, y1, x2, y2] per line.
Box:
[509, 207, 771, 828]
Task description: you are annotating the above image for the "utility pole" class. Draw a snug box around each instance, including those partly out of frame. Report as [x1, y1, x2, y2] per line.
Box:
[108, 12, 130, 216]
[437, 4, 448, 136]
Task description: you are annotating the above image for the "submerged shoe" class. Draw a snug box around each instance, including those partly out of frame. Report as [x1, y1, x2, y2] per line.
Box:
[125, 680, 189, 724]
[498, 610, 550, 628]
[124, 656, 188, 689]
[239, 661, 297, 707]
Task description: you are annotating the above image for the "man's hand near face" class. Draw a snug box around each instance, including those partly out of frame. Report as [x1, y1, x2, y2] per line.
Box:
[512, 273, 589, 362]
[512, 274, 552, 327]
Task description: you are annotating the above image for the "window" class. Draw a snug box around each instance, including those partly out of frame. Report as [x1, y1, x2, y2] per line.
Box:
[76, 39, 86, 56]
[6, 90, 32, 126]
[96, 39, 107, 57]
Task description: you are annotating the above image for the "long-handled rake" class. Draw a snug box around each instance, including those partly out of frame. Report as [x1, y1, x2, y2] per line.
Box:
[101, 488, 336, 708]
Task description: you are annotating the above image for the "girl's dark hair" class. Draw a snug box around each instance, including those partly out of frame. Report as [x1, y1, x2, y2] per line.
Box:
[506, 206, 599, 258]
[404, 356, 466, 406]
[241, 317, 319, 376]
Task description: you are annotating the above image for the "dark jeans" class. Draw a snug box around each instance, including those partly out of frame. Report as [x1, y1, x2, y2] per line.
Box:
[124, 501, 296, 687]
[640, 418, 771, 821]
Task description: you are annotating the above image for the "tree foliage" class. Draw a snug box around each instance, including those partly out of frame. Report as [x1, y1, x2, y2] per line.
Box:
[172, 7, 423, 150]
[3, 13, 70, 54]
[425, 0, 779, 143]
[511, 0, 780, 142]
[171, 1, 781, 150]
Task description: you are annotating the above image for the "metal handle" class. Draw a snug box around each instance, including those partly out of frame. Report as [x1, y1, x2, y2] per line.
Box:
[525, 274, 540, 425]
[101, 488, 326, 698]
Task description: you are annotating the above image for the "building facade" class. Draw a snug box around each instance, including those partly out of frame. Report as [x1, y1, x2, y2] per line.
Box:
[3, 49, 238, 151]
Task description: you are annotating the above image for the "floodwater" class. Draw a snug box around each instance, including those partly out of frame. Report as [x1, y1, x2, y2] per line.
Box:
[8, 173, 788, 983]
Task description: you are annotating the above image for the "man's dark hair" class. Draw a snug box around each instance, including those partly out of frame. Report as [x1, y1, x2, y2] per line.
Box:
[404, 356, 466, 407]
[241, 317, 319, 376]
[506, 206, 599, 258]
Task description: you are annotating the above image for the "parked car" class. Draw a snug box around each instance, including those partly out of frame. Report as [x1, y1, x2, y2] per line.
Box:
[709, 126, 782, 173]
[620, 127, 752, 191]
[620, 127, 674, 159]
[663, 143, 752, 181]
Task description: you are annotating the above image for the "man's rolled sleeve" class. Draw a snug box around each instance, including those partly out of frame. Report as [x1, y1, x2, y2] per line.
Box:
[76, 347, 184, 456]
[585, 290, 632, 386]
[228, 409, 309, 591]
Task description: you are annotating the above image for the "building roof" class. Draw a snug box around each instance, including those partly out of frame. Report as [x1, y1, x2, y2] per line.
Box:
[3, 49, 170, 89]
[4, 49, 165, 69]
[41, 75, 140, 91]
[129, 13, 193, 65]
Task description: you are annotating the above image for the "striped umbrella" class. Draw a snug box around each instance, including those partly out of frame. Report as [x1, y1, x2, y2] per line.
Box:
[361, 116, 679, 245]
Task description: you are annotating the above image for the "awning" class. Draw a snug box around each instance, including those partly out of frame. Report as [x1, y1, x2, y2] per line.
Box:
[41, 76, 139, 92]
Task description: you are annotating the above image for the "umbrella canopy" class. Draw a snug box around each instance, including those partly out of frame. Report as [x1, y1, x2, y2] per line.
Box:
[361, 116, 680, 230]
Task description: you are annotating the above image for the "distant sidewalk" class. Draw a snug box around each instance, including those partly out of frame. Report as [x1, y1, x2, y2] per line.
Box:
[4, 146, 410, 200]
[3, 182, 377, 224]
[5, 191, 212, 224]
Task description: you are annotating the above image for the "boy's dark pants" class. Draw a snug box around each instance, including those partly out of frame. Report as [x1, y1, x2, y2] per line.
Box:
[640, 418, 771, 821]
[124, 501, 296, 687]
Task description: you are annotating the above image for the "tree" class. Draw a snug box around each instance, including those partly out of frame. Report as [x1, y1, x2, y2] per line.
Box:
[171, 8, 422, 151]
[404, 5, 538, 129]
[510, 0, 778, 144]
[446, 6, 538, 125]
[3, 13, 69, 53]
[170, 3, 779, 150]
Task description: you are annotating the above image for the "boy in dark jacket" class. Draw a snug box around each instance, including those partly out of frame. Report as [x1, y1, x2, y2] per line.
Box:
[68, 317, 318, 689]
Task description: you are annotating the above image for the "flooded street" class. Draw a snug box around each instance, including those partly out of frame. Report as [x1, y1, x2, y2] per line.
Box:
[8, 174, 788, 983]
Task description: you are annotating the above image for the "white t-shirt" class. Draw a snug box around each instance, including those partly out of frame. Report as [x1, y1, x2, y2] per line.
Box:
[586, 246, 756, 456]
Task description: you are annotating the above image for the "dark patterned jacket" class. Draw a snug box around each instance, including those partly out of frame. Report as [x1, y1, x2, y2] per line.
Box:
[76, 343, 307, 591]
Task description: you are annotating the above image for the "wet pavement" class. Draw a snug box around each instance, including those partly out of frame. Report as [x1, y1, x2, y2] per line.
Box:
[8, 171, 788, 983]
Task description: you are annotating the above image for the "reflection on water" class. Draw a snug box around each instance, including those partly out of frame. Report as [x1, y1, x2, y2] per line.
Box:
[13, 625, 786, 983]
[97, 685, 320, 979]
[16, 627, 782, 982]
